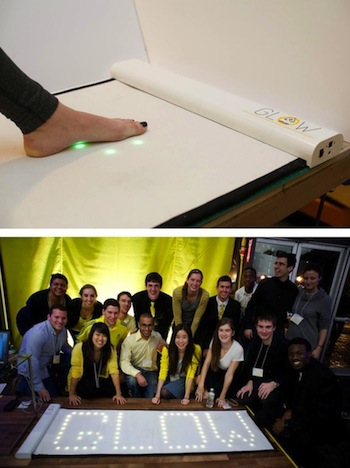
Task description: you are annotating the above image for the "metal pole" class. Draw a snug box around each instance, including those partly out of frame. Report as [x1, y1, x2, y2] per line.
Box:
[26, 355, 37, 412]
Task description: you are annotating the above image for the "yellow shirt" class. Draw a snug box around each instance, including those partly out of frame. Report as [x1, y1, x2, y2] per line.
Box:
[172, 286, 210, 336]
[76, 316, 128, 349]
[120, 330, 164, 377]
[71, 314, 93, 333]
[67, 342, 118, 390]
[158, 344, 202, 389]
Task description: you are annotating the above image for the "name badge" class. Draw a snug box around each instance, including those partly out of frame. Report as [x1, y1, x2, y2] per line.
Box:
[252, 367, 264, 378]
[53, 354, 61, 365]
[290, 313, 304, 325]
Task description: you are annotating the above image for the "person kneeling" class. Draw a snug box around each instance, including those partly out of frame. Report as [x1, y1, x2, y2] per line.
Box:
[68, 322, 126, 405]
[152, 324, 201, 406]
[195, 318, 243, 407]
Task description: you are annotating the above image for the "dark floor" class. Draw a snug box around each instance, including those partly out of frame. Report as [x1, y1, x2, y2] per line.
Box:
[274, 211, 328, 227]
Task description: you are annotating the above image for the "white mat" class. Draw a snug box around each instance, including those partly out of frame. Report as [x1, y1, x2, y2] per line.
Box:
[33, 408, 273, 455]
[0, 80, 298, 228]
[111, 60, 343, 167]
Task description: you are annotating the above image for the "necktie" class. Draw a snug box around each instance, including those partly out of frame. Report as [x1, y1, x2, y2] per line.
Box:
[150, 301, 156, 317]
[219, 303, 225, 320]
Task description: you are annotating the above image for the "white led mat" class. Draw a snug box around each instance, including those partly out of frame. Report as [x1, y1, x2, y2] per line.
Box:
[33, 409, 273, 455]
[0, 78, 299, 228]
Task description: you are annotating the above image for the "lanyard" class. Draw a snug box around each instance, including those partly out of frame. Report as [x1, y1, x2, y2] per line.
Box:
[253, 342, 270, 369]
[294, 291, 315, 317]
[93, 359, 102, 388]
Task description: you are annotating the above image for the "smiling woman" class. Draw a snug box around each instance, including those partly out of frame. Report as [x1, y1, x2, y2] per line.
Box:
[172, 269, 210, 337]
[152, 323, 201, 406]
[16, 273, 71, 336]
[195, 318, 244, 406]
[67, 284, 103, 342]
[68, 322, 126, 406]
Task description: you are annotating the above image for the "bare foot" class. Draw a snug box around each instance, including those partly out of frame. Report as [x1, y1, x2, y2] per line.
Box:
[23, 103, 148, 157]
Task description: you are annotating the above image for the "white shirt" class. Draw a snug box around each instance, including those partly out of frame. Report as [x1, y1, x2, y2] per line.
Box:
[234, 283, 258, 314]
[209, 339, 244, 370]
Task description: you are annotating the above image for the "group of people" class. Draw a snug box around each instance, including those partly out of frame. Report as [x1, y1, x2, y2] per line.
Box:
[15, 253, 342, 467]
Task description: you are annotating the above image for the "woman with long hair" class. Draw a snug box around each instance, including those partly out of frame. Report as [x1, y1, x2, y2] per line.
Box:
[195, 318, 244, 407]
[172, 269, 209, 337]
[67, 284, 103, 341]
[68, 322, 126, 405]
[152, 323, 202, 406]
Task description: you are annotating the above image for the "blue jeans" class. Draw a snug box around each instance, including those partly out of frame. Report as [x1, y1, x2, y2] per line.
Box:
[16, 352, 70, 398]
[162, 377, 186, 399]
[125, 367, 158, 398]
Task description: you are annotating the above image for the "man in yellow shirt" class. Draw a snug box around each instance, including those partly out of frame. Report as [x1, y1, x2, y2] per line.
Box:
[77, 298, 128, 352]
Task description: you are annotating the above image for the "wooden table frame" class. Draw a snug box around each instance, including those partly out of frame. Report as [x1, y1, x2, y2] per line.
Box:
[0, 396, 296, 467]
[200, 144, 350, 227]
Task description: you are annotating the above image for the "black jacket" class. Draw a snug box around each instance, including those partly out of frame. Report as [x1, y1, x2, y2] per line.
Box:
[16, 288, 71, 336]
[284, 358, 342, 444]
[132, 290, 173, 340]
[194, 296, 241, 349]
[243, 277, 298, 332]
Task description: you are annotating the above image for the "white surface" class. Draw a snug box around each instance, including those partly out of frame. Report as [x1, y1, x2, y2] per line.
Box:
[0, 0, 147, 93]
[111, 60, 343, 167]
[33, 408, 273, 455]
[0, 80, 298, 228]
[16, 403, 61, 459]
[135, 0, 350, 141]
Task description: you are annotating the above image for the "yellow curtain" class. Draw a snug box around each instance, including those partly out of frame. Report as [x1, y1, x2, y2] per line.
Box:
[0, 237, 235, 348]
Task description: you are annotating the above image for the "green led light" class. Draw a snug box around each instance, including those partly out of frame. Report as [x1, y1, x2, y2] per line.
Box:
[104, 148, 117, 155]
[72, 141, 88, 149]
[132, 139, 144, 146]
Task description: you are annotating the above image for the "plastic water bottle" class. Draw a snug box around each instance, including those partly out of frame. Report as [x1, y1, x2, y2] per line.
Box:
[206, 388, 215, 408]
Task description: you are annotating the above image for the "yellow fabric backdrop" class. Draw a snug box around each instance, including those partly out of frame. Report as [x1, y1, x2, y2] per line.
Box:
[0, 237, 235, 348]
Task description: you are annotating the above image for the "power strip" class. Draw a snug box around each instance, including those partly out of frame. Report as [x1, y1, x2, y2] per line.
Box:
[15, 403, 60, 459]
[111, 60, 343, 168]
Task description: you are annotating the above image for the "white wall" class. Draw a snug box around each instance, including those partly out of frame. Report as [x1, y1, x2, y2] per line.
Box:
[1, 0, 348, 140]
[135, 0, 350, 141]
[0, 0, 148, 93]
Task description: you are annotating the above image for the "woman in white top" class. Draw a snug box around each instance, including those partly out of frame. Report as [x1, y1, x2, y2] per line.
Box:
[195, 317, 244, 407]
